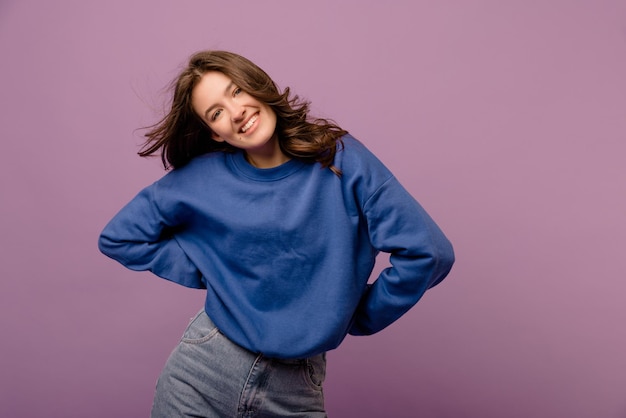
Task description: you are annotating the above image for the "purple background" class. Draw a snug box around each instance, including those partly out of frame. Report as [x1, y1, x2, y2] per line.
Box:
[1, 1, 625, 417]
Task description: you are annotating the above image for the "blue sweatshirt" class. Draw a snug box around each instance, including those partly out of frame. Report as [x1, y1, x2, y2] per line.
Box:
[98, 135, 454, 358]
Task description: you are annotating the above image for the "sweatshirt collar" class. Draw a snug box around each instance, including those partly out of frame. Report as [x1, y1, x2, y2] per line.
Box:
[229, 151, 306, 181]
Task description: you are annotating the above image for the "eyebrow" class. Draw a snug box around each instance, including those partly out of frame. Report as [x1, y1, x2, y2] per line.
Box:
[203, 81, 235, 120]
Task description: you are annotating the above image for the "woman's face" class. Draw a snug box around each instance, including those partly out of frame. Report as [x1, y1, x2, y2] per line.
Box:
[192, 71, 283, 167]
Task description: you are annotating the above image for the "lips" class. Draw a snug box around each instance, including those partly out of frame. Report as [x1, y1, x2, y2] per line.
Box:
[240, 114, 259, 133]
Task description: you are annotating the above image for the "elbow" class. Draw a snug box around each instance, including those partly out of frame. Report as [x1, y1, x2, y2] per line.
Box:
[97, 234, 109, 256]
[97, 231, 122, 260]
[441, 239, 455, 270]
[429, 239, 455, 288]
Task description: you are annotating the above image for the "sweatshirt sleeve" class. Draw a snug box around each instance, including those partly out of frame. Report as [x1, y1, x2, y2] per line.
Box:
[348, 176, 454, 335]
[98, 184, 205, 289]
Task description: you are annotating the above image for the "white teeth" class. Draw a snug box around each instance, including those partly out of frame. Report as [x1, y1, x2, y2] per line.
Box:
[241, 115, 258, 133]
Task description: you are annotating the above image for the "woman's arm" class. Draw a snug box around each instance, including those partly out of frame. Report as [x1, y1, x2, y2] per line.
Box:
[98, 185, 205, 289]
[349, 176, 454, 335]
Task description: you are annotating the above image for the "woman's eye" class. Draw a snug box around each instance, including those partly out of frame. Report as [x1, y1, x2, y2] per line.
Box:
[233, 87, 242, 96]
[211, 109, 222, 121]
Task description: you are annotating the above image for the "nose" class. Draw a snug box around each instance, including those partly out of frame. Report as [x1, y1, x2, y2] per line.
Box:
[230, 101, 245, 123]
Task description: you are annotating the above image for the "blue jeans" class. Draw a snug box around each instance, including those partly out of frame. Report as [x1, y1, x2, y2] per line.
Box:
[151, 310, 327, 417]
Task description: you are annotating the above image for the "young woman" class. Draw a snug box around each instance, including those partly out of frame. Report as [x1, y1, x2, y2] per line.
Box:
[99, 50, 454, 418]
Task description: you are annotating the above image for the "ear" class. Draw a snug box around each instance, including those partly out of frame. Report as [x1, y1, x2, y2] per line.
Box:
[211, 132, 225, 142]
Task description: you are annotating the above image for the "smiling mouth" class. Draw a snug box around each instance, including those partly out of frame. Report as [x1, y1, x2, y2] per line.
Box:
[240, 114, 258, 133]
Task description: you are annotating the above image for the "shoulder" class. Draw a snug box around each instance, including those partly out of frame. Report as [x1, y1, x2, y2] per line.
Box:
[136, 153, 231, 219]
[332, 134, 397, 207]
[336, 134, 393, 182]
[156, 152, 229, 188]
[338, 134, 370, 155]
[145, 152, 231, 209]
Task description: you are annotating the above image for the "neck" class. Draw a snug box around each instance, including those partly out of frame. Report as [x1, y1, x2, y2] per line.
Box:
[244, 135, 290, 168]
[245, 151, 290, 168]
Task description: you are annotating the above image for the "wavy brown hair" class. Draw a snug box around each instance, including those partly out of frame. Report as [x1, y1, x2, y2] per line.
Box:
[139, 50, 347, 175]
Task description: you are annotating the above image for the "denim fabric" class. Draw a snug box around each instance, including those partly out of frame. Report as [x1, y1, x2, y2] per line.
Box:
[151, 310, 327, 417]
